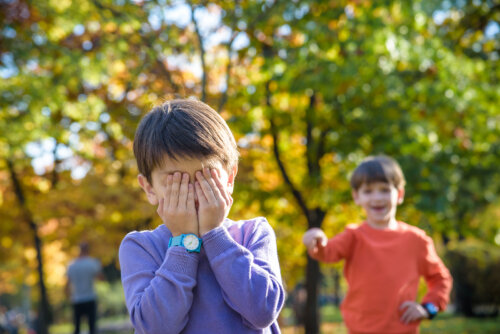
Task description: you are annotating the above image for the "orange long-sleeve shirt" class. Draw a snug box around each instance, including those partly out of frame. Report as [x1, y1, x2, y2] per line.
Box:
[311, 221, 452, 334]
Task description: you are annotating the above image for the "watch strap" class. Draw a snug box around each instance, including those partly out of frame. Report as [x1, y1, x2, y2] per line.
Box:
[168, 234, 202, 253]
[168, 235, 183, 248]
[422, 302, 438, 320]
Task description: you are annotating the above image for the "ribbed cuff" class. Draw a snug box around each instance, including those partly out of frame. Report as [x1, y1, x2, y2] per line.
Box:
[202, 226, 234, 259]
[157, 246, 199, 277]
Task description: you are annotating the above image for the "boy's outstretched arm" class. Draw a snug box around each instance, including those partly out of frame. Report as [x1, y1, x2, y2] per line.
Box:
[303, 227, 355, 263]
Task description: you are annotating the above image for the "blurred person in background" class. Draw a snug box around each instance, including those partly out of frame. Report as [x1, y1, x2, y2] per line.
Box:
[66, 242, 101, 334]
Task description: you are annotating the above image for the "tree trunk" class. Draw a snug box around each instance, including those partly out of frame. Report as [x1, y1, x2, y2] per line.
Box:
[333, 268, 340, 307]
[6, 159, 52, 334]
[30, 219, 52, 334]
[304, 255, 320, 334]
[304, 209, 326, 334]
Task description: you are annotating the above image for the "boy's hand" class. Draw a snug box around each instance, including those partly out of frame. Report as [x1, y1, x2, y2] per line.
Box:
[157, 172, 198, 237]
[195, 168, 233, 236]
[399, 301, 428, 324]
[302, 228, 328, 256]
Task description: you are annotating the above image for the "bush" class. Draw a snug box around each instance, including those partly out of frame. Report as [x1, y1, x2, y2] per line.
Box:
[96, 281, 128, 317]
[445, 239, 500, 317]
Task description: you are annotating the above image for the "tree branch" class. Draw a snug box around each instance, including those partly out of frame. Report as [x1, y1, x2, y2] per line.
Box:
[305, 92, 315, 175]
[317, 129, 328, 166]
[188, 2, 207, 102]
[91, 0, 126, 18]
[266, 81, 310, 220]
[218, 31, 237, 113]
[155, 58, 183, 95]
[218, 0, 241, 112]
[51, 139, 62, 187]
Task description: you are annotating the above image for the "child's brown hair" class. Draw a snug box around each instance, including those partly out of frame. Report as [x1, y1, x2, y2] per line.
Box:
[133, 99, 239, 184]
[350, 155, 405, 190]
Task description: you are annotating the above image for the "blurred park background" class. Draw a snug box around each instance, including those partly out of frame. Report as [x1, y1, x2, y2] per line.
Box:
[0, 0, 499, 333]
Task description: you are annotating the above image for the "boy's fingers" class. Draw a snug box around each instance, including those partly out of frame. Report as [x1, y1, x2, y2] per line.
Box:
[402, 309, 415, 324]
[302, 235, 311, 246]
[318, 236, 327, 248]
[195, 181, 208, 204]
[211, 168, 230, 205]
[399, 302, 420, 324]
[165, 174, 173, 207]
[169, 172, 181, 208]
[302, 230, 315, 243]
[400, 309, 408, 323]
[303, 233, 317, 248]
[399, 301, 412, 310]
[178, 173, 189, 207]
[196, 170, 216, 202]
[203, 168, 222, 200]
[187, 183, 196, 211]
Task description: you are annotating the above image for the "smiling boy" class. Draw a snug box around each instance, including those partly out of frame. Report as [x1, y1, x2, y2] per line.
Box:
[303, 155, 452, 334]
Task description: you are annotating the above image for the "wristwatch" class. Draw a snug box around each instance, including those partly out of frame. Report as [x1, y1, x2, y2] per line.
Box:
[168, 233, 202, 253]
[422, 302, 438, 319]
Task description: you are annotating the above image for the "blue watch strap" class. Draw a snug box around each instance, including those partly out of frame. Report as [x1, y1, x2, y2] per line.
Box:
[169, 235, 184, 248]
[422, 302, 438, 319]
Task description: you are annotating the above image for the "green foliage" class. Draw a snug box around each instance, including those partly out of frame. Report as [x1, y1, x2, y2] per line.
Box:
[96, 281, 128, 318]
[445, 239, 500, 316]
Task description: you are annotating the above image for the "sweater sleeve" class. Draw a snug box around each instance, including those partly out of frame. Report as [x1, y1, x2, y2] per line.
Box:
[311, 226, 356, 263]
[202, 218, 285, 330]
[418, 235, 453, 310]
[119, 232, 199, 334]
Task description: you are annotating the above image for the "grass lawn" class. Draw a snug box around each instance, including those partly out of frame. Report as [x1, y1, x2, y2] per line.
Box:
[281, 305, 500, 334]
[49, 306, 499, 334]
[50, 315, 133, 334]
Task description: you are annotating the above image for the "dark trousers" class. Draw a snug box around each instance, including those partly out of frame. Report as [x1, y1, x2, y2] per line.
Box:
[72, 300, 97, 334]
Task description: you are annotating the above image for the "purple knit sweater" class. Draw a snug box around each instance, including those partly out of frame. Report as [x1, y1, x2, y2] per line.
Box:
[119, 217, 284, 334]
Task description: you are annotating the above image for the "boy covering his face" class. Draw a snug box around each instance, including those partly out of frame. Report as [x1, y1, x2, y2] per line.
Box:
[119, 99, 284, 334]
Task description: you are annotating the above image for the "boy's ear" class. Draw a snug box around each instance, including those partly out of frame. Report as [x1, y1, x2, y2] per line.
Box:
[138, 174, 159, 205]
[352, 190, 360, 205]
[226, 165, 238, 195]
[397, 187, 405, 204]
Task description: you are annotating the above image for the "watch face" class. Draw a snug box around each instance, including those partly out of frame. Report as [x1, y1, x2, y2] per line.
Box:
[183, 234, 200, 251]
